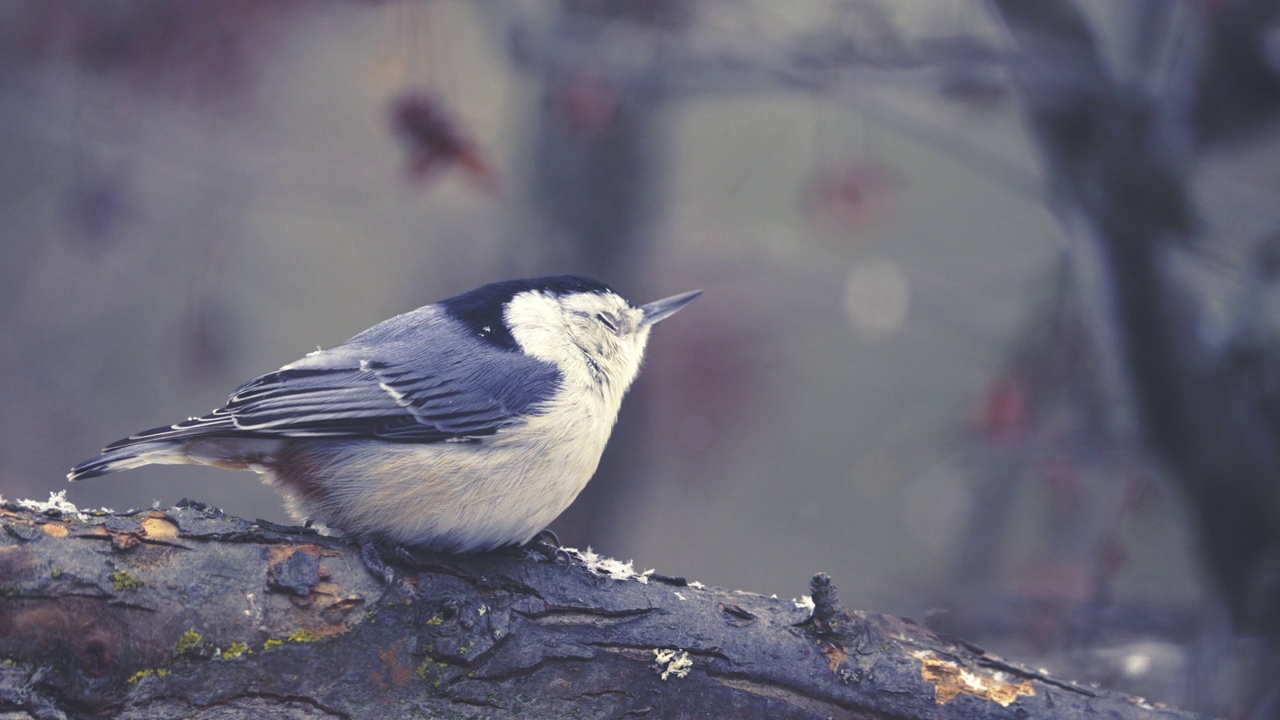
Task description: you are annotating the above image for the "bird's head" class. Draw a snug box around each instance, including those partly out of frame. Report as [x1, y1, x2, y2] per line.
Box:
[443, 276, 698, 402]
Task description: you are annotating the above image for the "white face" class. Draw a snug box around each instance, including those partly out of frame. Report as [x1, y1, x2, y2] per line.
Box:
[504, 290, 652, 399]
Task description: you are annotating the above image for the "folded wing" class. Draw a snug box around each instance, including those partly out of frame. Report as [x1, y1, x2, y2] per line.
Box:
[105, 341, 562, 449]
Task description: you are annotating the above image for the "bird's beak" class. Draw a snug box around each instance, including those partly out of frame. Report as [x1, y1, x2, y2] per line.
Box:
[640, 289, 702, 327]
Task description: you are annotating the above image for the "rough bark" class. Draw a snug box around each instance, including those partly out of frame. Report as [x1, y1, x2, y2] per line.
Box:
[0, 501, 1204, 720]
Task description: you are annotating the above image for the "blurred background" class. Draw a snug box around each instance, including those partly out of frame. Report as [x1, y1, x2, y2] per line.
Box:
[2, 1, 1279, 715]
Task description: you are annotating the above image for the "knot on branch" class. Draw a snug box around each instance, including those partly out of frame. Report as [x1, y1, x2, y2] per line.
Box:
[810, 573, 840, 624]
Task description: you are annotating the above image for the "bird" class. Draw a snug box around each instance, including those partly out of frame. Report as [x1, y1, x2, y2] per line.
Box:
[69, 275, 700, 560]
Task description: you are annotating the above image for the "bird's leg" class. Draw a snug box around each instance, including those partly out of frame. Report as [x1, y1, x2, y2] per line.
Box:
[359, 539, 396, 586]
[359, 539, 418, 599]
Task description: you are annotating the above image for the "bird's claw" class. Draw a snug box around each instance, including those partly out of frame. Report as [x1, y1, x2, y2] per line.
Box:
[524, 529, 575, 569]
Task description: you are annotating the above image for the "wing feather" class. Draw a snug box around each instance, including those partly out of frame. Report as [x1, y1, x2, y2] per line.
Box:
[108, 340, 562, 448]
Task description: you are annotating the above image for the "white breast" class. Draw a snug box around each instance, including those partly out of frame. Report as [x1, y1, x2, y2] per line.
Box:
[263, 384, 619, 553]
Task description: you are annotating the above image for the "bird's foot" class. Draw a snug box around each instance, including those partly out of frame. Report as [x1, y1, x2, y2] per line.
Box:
[359, 539, 418, 600]
[523, 529, 575, 567]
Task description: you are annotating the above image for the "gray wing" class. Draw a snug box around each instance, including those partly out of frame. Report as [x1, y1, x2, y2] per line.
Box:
[106, 340, 562, 448]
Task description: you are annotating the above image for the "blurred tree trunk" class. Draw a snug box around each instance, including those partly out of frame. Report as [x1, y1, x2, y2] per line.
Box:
[520, 1, 688, 552]
[0, 503, 1210, 720]
[990, 0, 1280, 712]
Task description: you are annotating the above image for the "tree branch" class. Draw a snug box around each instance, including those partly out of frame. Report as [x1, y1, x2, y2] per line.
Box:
[1, 500, 1205, 719]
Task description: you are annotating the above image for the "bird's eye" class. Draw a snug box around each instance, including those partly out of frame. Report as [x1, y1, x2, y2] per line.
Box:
[596, 313, 618, 331]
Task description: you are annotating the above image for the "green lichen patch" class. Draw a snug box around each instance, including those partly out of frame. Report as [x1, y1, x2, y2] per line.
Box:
[127, 668, 170, 684]
[262, 627, 324, 652]
[176, 629, 203, 654]
[416, 659, 451, 687]
[287, 628, 321, 643]
[111, 569, 143, 592]
[219, 642, 250, 660]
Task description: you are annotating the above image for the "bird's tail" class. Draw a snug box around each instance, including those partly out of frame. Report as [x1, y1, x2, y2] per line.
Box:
[67, 440, 192, 481]
[68, 433, 280, 481]
[67, 411, 241, 482]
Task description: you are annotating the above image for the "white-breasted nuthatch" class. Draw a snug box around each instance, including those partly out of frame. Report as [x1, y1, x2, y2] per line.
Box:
[69, 276, 700, 554]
